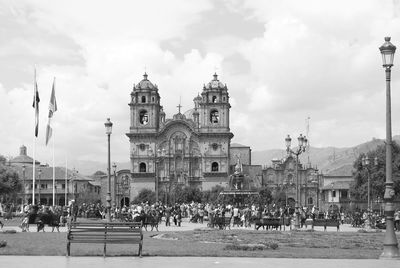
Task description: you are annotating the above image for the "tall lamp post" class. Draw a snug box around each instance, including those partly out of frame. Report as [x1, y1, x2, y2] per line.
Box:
[149, 147, 166, 204]
[281, 181, 294, 214]
[113, 163, 117, 208]
[105, 118, 113, 222]
[362, 156, 371, 212]
[22, 165, 26, 205]
[362, 155, 378, 213]
[379, 37, 399, 259]
[285, 134, 308, 229]
[311, 172, 320, 210]
[38, 168, 42, 205]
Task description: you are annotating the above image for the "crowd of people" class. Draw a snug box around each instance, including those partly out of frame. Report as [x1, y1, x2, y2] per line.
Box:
[0, 201, 394, 231]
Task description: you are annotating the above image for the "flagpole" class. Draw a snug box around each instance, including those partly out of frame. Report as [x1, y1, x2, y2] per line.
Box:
[52, 77, 56, 207]
[32, 134, 36, 205]
[65, 157, 68, 207]
[52, 131, 55, 206]
[32, 67, 37, 205]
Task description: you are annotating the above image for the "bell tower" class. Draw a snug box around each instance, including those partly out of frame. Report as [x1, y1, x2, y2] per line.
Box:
[198, 73, 231, 132]
[129, 73, 161, 133]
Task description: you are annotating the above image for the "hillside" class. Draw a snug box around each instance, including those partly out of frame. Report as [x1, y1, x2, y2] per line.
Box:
[251, 135, 400, 176]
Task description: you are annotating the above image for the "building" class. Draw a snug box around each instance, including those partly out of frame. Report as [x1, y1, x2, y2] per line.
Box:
[126, 73, 234, 198]
[320, 175, 353, 212]
[9, 145, 101, 206]
[262, 154, 320, 209]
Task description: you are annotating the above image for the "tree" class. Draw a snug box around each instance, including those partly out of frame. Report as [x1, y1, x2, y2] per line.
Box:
[0, 157, 22, 202]
[272, 186, 288, 207]
[258, 186, 273, 206]
[350, 142, 400, 202]
[202, 185, 225, 203]
[132, 188, 155, 204]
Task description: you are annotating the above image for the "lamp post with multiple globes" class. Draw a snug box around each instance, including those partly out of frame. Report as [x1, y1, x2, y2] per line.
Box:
[285, 134, 308, 229]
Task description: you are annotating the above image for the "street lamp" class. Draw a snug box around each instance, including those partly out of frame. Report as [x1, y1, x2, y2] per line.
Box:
[149, 147, 166, 204]
[362, 155, 378, 213]
[362, 155, 371, 212]
[311, 176, 320, 209]
[38, 168, 42, 205]
[330, 182, 334, 214]
[379, 36, 399, 259]
[281, 181, 294, 213]
[105, 118, 113, 221]
[285, 133, 308, 229]
[22, 165, 26, 205]
[113, 163, 117, 208]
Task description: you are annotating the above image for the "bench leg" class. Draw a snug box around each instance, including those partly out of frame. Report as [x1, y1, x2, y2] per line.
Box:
[139, 242, 142, 257]
[67, 241, 70, 256]
[104, 243, 106, 257]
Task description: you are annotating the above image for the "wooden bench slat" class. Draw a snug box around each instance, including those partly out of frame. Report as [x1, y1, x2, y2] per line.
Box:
[67, 222, 143, 257]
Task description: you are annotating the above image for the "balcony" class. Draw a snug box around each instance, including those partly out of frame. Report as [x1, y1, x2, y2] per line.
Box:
[203, 172, 228, 178]
[131, 172, 156, 178]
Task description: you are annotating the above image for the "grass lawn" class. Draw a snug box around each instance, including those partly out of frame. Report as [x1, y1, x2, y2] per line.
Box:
[0, 226, 392, 258]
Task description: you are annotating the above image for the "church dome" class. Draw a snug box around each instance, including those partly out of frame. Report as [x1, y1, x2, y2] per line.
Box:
[133, 73, 158, 91]
[173, 113, 186, 120]
[10, 145, 40, 166]
[205, 73, 226, 90]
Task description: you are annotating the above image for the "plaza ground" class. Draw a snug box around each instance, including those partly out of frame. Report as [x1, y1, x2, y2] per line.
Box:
[1, 256, 399, 268]
[1, 217, 400, 267]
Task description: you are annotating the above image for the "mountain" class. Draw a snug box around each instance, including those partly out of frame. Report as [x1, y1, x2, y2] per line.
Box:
[252, 135, 400, 176]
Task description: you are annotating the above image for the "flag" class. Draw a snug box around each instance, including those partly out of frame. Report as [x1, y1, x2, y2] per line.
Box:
[32, 68, 40, 137]
[45, 78, 57, 145]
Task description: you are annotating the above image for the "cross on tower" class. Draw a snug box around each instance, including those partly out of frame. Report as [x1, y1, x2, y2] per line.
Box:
[177, 103, 182, 114]
[177, 96, 183, 114]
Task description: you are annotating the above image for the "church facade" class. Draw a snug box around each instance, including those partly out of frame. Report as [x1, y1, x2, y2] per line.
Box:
[126, 73, 234, 198]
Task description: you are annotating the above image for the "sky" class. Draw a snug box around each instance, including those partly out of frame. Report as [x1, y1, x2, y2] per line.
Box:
[1, 0, 400, 167]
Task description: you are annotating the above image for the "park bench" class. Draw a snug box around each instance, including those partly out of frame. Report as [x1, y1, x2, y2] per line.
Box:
[67, 221, 143, 257]
[312, 219, 340, 231]
[212, 216, 231, 229]
[224, 217, 232, 229]
[255, 218, 282, 230]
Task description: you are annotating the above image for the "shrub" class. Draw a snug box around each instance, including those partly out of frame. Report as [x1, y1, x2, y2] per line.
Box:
[224, 242, 279, 251]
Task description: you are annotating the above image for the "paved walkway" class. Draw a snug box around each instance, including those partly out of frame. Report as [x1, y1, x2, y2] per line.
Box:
[1, 256, 399, 268]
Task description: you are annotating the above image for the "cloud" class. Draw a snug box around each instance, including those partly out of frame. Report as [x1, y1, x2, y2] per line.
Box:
[1, 0, 400, 170]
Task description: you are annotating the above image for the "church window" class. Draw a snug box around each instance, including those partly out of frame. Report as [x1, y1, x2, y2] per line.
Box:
[212, 143, 218, 151]
[212, 96, 217, 103]
[307, 197, 313, 205]
[141, 96, 146, 103]
[287, 174, 293, 184]
[211, 162, 219, 172]
[152, 96, 155, 102]
[139, 144, 146, 151]
[139, 110, 149, 125]
[223, 97, 226, 102]
[139, 163, 146, 172]
[210, 110, 219, 123]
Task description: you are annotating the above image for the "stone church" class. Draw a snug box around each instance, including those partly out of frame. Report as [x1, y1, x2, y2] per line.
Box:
[126, 73, 234, 198]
